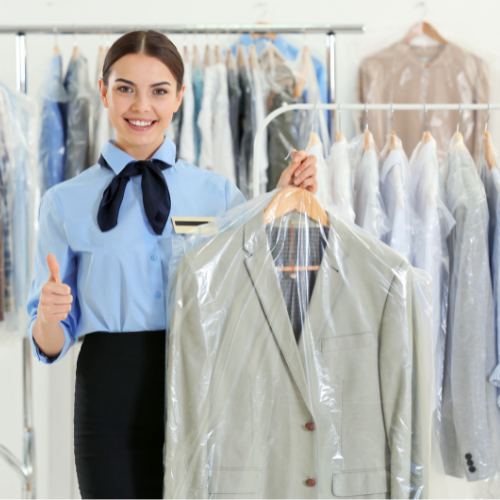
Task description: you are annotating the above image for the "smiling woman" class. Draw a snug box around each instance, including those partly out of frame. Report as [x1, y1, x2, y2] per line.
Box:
[26, 29, 319, 500]
[99, 31, 185, 159]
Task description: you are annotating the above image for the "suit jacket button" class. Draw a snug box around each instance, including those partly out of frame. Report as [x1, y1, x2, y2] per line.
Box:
[465, 453, 472, 460]
[306, 479, 316, 487]
[467, 460, 474, 466]
[469, 466, 476, 473]
[305, 422, 315, 431]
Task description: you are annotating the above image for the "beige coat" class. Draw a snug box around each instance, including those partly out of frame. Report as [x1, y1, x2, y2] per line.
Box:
[165, 211, 430, 499]
[357, 41, 489, 165]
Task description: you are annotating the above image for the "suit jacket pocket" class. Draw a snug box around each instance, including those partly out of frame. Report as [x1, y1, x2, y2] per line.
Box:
[332, 468, 390, 497]
[321, 332, 373, 352]
[208, 468, 262, 495]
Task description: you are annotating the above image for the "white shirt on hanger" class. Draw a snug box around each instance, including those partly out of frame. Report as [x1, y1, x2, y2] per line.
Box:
[379, 134, 413, 260]
[409, 134, 455, 417]
[350, 132, 389, 240]
[326, 134, 355, 223]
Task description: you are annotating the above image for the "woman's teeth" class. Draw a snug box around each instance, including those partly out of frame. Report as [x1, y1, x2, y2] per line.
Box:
[128, 120, 154, 127]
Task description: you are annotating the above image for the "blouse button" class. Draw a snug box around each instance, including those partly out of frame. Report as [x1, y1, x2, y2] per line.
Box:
[150, 254, 158, 261]
[155, 292, 161, 299]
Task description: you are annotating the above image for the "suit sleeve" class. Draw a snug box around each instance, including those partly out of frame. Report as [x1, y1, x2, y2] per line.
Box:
[165, 254, 214, 499]
[379, 261, 430, 499]
[25, 189, 80, 364]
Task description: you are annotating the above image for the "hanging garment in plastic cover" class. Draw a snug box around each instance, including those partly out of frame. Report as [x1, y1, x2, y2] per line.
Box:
[164, 187, 431, 499]
[325, 133, 355, 223]
[0, 84, 38, 339]
[479, 133, 500, 405]
[63, 48, 91, 180]
[38, 53, 68, 194]
[440, 133, 500, 482]
[348, 131, 390, 240]
[379, 133, 418, 261]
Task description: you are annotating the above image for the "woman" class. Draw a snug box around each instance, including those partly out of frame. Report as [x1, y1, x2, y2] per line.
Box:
[26, 30, 318, 499]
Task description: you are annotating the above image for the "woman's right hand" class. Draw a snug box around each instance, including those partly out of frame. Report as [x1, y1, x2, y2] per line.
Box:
[38, 254, 73, 325]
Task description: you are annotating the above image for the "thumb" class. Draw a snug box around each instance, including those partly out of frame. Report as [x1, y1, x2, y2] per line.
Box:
[46, 254, 62, 284]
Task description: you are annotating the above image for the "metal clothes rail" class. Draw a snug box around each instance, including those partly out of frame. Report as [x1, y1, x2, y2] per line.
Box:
[0, 23, 365, 499]
[252, 102, 500, 197]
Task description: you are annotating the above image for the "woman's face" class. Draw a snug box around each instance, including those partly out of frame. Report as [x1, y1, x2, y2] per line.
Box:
[99, 53, 184, 154]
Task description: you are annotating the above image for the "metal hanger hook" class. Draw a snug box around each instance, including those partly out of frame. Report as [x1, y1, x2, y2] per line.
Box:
[73, 32, 78, 47]
[338, 103, 342, 133]
[457, 103, 463, 133]
[390, 102, 394, 131]
[424, 103, 428, 132]
[53, 27, 58, 48]
[365, 102, 369, 131]
[486, 103, 491, 132]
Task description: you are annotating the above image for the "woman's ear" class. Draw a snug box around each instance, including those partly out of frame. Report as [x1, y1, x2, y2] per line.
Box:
[99, 78, 109, 109]
[174, 83, 186, 113]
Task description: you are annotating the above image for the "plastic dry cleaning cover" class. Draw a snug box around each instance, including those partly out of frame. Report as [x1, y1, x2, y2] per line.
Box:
[165, 188, 430, 499]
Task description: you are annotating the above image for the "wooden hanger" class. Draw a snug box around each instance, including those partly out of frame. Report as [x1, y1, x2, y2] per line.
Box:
[249, 44, 257, 70]
[237, 44, 245, 68]
[183, 44, 189, 61]
[226, 49, 234, 70]
[264, 186, 329, 227]
[204, 45, 211, 67]
[403, 21, 448, 45]
[364, 129, 371, 150]
[215, 44, 222, 64]
[336, 130, 345, 142]
[250, 22, 278, 42]
[54, 44, 60, 56]
[423, 131, 432, 144]
[307, 132, 321, 149]
[72, 44, 79, 61]
[484, 131, 498, 170]
[390, 130, 398, 150]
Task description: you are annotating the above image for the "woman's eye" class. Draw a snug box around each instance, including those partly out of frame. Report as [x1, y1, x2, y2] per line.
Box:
[154, 88, 168, 95]
[118, 86, 132, 93]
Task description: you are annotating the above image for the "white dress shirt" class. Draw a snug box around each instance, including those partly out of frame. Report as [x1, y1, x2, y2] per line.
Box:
[409, 134, 455, 417]
[326, 135, 355, 223]
[350, 132, 389, 240]
[379, 134, 413, 260]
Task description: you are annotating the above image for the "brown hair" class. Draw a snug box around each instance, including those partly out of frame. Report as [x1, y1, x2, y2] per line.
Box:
[102, 30, 184, 91]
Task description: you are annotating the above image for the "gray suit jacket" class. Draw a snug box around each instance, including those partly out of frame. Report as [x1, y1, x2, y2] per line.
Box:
[165, 211, 430, 499]
[440, 143, 500, 481]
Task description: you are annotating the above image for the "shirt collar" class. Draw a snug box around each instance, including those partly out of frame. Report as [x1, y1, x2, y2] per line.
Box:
[100, 136, 177, 175]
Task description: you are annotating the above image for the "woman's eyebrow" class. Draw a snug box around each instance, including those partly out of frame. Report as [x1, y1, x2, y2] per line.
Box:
[115, 78, 135, 85]
[151, 81, 172, 87]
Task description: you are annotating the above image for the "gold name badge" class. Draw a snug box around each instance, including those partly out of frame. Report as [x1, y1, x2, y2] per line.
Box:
[171, 216, 215, 234]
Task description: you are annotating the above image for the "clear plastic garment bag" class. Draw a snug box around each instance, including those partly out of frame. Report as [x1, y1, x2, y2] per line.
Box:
[165, 187, 430, 499]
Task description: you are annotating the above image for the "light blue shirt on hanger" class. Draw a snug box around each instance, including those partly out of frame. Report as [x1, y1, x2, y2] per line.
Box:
[26, 137, 245, 364]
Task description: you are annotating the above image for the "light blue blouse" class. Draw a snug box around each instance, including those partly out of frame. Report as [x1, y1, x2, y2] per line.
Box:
[26, 137, 245, 364]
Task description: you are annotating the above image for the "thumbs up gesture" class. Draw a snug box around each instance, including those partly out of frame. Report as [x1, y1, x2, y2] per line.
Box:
[38, 254, 73, 325]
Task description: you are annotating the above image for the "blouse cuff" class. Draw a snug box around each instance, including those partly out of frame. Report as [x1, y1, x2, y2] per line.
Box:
[28, 317, 75, 365]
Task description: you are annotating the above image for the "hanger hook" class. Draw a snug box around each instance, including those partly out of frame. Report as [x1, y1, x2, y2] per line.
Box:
[73, 32, 78, 47]
[424, 103, 428, 132]
[53, 27, 58, 48]
[390, 102, 394, 131]
[302, 27, 307, 46]
[457, 103, 463, 133]
[486, 103, 491, 132]
[365, 102, 369, 131]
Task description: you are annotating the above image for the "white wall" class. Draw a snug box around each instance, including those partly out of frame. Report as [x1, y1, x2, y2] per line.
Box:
[2, 0, 500, 498]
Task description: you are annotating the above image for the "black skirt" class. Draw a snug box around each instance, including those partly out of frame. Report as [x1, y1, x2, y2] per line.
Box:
[74, 330, 166, 499]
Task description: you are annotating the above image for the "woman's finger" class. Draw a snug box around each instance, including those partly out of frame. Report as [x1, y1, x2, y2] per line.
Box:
[298, 176, 318, 194]
[293, 164, 317, 186]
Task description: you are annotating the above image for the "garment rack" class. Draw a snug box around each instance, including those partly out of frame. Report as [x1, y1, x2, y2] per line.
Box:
[252, 102, 500, 197]
[0, 23, 365, 499]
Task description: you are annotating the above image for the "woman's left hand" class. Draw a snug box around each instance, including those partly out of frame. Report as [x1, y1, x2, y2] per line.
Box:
[276, 150, 318, 194]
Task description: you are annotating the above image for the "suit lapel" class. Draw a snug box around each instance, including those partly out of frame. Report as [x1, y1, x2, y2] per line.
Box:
[244, 212, 314, 414]
[303, 211, 350, 349]
[243, 211, 350, 415]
